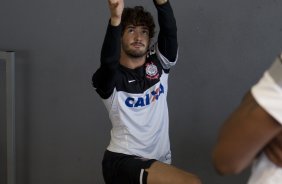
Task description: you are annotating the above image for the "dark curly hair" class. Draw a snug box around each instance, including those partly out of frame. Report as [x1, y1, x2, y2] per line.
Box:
[121, 6, 155, 38]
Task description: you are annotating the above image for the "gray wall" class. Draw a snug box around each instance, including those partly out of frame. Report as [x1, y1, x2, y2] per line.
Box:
[1, 59, 7, 184]
[1, 0, 282, 183]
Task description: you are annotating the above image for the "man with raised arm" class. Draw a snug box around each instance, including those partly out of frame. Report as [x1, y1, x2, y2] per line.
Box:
[92, 0, 201, 183]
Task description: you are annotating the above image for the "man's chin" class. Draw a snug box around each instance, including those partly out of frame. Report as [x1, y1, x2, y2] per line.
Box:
[127, 51, 147, 58]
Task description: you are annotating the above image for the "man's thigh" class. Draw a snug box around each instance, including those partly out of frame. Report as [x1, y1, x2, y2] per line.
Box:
[102, 150, 156, 184]
[146, 161, 201, 184]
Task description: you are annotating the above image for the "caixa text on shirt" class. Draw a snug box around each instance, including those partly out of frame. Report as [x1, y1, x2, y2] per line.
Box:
[125, 83, 164, 108]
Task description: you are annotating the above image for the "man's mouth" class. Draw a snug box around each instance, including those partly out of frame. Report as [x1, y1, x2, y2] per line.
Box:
[131, 42, 144, 48]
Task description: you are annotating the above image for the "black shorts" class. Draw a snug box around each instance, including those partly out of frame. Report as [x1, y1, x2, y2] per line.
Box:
[102, 150, 156, 184]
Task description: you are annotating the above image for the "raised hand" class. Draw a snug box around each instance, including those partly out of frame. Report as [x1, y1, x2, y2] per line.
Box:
[108, 0, 124, 26]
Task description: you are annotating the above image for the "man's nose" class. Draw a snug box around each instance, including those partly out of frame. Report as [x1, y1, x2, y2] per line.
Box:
[134, 31, 142, 40]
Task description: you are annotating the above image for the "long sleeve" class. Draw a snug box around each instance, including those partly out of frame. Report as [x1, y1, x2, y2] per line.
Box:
[100, 22, 122, 68]
[154, 1, 178, 62]
[92, 22, 122, 99]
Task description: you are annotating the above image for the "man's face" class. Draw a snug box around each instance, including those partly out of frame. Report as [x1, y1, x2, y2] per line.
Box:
[121, 25, 150, 58]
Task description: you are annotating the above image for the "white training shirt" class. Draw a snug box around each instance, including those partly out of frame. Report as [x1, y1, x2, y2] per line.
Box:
[103, 44, 177, 164]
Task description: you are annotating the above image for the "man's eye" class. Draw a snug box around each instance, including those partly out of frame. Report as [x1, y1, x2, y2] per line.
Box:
[128, 29, 134, 33]
[142, 31, 149, 35]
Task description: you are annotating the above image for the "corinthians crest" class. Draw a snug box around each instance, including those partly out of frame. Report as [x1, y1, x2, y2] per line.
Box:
[145, 62, 159, 80]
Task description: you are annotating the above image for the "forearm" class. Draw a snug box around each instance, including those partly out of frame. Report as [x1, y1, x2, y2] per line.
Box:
[155, 1, 176, 33]
[212, 121, 262, 175]
[212, 92, 282, 175]
[154, 1, 178, 61]
[100, 21, 122, 68]
[101, 0, 123, 67]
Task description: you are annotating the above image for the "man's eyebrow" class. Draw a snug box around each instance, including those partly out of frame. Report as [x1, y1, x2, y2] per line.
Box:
[141, 27, 149, 30]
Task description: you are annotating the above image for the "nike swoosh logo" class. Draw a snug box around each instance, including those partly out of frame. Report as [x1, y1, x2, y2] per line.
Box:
[128, 80, 135, 83]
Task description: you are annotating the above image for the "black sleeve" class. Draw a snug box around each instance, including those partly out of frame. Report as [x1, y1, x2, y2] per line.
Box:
[154, 1, 178, 62]
[92, 22, 122, 99]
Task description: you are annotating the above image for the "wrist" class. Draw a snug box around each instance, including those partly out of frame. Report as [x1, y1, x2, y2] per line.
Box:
[110, 17, 121, 26]
[154, 0, 168, 5]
